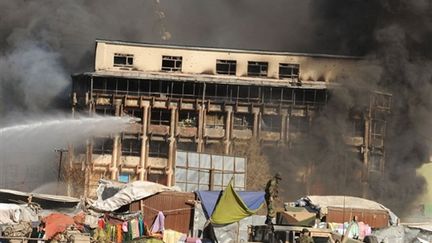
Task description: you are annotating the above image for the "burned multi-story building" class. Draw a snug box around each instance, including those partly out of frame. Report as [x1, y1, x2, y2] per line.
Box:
[71, 40, 391, 197]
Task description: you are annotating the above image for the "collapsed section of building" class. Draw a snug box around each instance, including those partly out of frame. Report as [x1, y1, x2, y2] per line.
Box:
[70, 40, 392, 197]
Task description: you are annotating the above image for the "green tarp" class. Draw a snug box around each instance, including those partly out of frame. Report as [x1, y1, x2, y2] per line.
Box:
[210, 180, 261, 225]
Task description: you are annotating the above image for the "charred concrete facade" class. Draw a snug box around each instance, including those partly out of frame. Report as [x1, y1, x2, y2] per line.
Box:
[71, 40, 391, 197]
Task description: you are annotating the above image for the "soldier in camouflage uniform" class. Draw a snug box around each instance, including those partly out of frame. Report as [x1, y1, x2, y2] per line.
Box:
[299, 228, 314, 243]
[264, 172, 282, 225]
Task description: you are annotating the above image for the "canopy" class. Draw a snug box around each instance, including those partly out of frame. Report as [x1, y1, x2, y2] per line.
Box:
[200, 180, 264, 225]
[91, 180, 179, 212]
[197, 190, 264, 219]
[297, 195, 399, 225]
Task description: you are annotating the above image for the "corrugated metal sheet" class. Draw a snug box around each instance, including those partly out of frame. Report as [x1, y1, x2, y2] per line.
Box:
[130, 191, 195, 234]
[326, 206, 389, 228]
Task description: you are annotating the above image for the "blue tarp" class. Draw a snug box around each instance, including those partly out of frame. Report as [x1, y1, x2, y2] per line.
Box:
[196, 190, 265, 219]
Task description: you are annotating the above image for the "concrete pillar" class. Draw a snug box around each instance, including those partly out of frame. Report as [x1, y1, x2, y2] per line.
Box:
[285, 115, 290, 144]
[139, 102, 150, 181]
[224, 106, 233, 154]
[281, 113, 287, 143]
[110, 100, 122, 180]
[362, 114, 371, 198]
[84, 138, 93, 197]
[66, 144, 74, 197]
[197, 104, 205, 153]
[252, 107, 260, 138]
[167, 107, 177, 186]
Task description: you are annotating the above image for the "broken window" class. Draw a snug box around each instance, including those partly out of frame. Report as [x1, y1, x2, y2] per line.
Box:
[369, 153, 382, 172]
[95, 107, 115, 116]
[290, 116, 309, 133]
[93, 78, 106, 91]
[177, 142, 197, 152]
[149, 140, 169, 158]
[93, 137, 113, 155]
[150, 109, 171, 126]
[206, 113, 225, 129]
[162, 55, 182, 72]
[121, 137, 141, 156]
[124, 108, 143, 121]
[348, 117, 364, 137]
[114, 53, 134, 67]
[216, 60, 236, 75]
[371, 119, 386, 138]
[178, 111, 198, 127]
[233, 114, 253, 130]
[247, 61, 268, 77]
[261, 115, 281, 132]
[279, 63, 299, 79]
[373, 93, 392, 110]
[371, 119, 386, 147]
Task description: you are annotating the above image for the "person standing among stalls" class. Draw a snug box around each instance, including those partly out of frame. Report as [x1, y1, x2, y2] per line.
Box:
[264, 172, 282, 225]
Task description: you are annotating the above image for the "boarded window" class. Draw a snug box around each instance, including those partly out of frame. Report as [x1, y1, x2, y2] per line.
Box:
[216, 60, 236, 75]
[162, 56, 182, 72]
[247, 61, 268, 77]
[279, 63, 299, 79]
[114, 53, 134, 67]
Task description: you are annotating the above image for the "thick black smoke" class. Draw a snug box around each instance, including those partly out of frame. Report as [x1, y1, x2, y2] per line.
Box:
[296, 1, 432, 215]
[0, 0, 318, 119]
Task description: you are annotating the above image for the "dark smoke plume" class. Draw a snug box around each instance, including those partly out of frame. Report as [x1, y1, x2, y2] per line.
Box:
[1, 0, 431, 215]
[289, 0, 432, 215]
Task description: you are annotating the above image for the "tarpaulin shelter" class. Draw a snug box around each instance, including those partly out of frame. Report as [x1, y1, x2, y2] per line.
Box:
[0, 188, 79, 209]
[196, 180, 264, 225]
[296, 195, 399, 228]
[90, 180, 179, 212]
[42, 213, 76, 239]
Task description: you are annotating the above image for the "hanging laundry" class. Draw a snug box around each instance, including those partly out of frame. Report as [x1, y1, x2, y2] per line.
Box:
[116, 224, 122, 243]
[138, 216, 145, 236]
[130, 218, 140, 239]
[151, 211, 165, 233]
[98, 218, 105, 229]
[163, 229, 185, 243]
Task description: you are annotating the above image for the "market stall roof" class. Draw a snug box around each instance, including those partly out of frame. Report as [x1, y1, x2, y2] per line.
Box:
[0, 188, 80, 210]
[90, 180, 179, 212]
[305, 195, 387, 211]
[297, 195, 399, 225]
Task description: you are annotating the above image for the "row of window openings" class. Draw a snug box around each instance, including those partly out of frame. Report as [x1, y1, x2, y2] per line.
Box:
[113, 53, 300, 79]
[346, 119, 386, 138]
[93, 138, 168, 157]
[146, 110, 307, 131]
[92, 79, 323, 104]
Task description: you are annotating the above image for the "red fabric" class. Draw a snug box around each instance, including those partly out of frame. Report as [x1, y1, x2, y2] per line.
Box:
[98, 219, 105, 229]
[42, 213, 75, 239]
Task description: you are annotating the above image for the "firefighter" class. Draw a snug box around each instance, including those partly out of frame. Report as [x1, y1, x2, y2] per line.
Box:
[264, 172, 282, 225]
